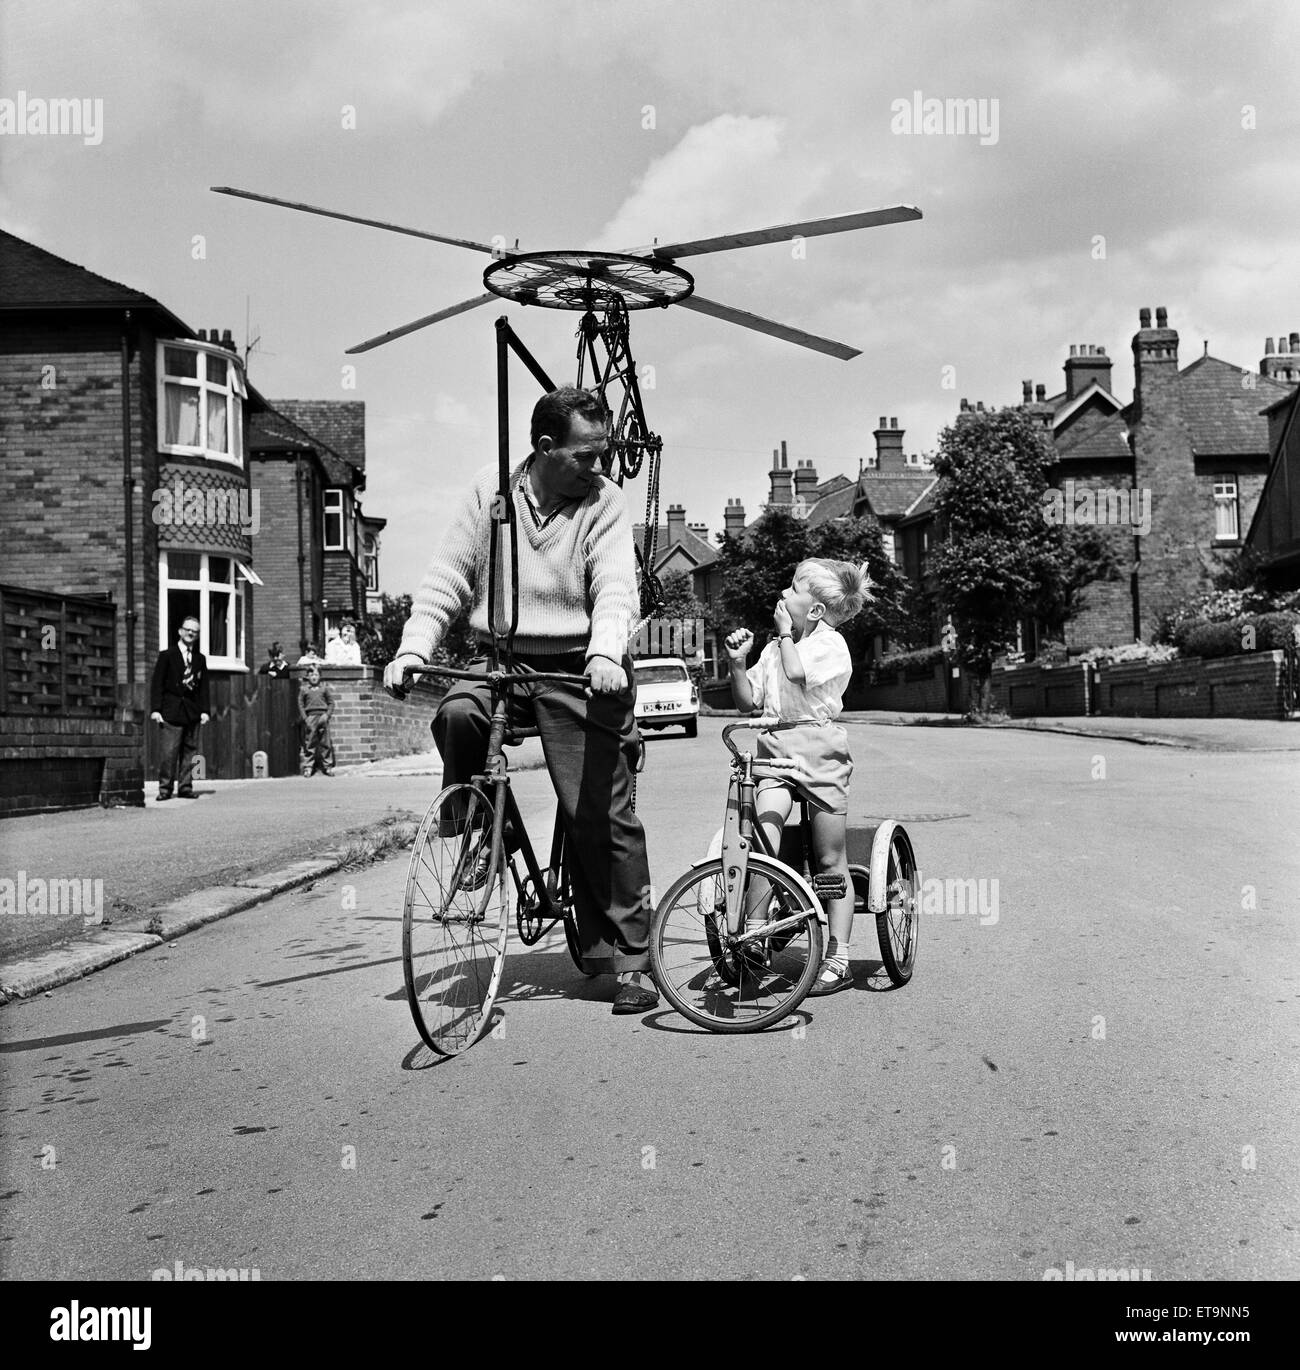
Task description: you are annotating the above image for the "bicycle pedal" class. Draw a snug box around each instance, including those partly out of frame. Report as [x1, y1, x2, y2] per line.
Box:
[812, 873, 847, 901]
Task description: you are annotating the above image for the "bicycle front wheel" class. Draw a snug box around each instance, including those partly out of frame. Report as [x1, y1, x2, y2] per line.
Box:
[650, 855, 822, 1033]
[403, 784, 510, 1055]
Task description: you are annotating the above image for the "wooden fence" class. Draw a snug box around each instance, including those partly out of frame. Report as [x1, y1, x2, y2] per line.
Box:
[0, 584, 117, 717]
[142, 673, 300, 779]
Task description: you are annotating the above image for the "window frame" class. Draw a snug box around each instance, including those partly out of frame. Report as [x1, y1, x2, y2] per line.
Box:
[156, 340, 247, 468]
[323, 488, 354, 553]
[1213, 474, 1239, 542]
[158, 551, 248, 671]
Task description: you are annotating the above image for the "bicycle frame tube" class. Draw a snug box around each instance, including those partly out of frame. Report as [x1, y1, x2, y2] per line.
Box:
[719, 761, 755, 936]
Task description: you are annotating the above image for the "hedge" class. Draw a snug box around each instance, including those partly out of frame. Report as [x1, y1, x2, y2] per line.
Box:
[1172, 611, 1300, 660]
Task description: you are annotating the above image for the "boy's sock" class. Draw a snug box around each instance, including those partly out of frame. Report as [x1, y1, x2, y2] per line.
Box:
[824, 937, 850, 974]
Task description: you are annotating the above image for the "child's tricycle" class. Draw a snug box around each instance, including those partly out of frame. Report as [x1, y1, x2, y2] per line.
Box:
[648, 720, 919, 1032]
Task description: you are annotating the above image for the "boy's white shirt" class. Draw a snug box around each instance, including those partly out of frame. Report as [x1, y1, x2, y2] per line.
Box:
[746, 624, 853, 723]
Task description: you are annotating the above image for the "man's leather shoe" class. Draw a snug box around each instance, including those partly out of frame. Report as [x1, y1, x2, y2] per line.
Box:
[177, 791, 197, 799]
[157, 792, 172, 802]
[612, 973, 659, 1015]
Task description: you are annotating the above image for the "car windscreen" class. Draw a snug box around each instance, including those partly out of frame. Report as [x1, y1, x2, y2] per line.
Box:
[634, 665, 689, 685]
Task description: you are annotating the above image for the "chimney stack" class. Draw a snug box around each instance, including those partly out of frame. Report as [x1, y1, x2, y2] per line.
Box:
[769, 443, 793, 505]
[1132, 306, 1180, 406]
[723, 497, 746, 537]
[873, 416, 905, 469]
[1261, 329, 1300, 385]
[666, 504, 686, 546]
[1022, 380, 1033, 403]
[1064, 342, 1113, 399]
[794, 458, 819, 506]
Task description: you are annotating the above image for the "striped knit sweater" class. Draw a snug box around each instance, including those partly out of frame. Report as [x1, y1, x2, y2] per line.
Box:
[398, 461, 638, 663]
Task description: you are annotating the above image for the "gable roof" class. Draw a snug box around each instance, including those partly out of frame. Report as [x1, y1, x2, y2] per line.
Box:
[1175, 354, 1291, 456]
[1053, 411, 1132, 462]
[633, 521, 719, 573]
[804, 482, 857, 527]
[853, 470, 937, 520]
[0, 228, 191, 332]
[270, 400, 366, 478]
[249, 404, 355, 486]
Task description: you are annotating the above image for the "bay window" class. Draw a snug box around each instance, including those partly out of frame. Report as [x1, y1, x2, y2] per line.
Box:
[158, 341, 246, 467]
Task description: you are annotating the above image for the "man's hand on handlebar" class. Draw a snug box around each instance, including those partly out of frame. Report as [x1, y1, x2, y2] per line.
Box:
[585, 655, 627, 696]
[383, 654, 426, 699]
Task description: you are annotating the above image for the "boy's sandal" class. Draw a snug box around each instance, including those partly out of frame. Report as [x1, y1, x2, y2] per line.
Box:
[808, 961, 853, 996]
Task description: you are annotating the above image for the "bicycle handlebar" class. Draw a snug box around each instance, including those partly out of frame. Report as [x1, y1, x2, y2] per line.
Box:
[402, 664, 591, 688]
[721, 717, 819, 759]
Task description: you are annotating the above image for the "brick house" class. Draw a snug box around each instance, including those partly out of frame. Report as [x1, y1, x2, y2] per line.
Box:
[247, 400, 384, 662]
[905, 308, 1297, 653]
[0, 229, 267, 811]
[0, 229, 386, 810]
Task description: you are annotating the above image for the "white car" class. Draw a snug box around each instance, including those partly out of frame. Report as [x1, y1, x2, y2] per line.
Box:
[632, 657, 699, 738]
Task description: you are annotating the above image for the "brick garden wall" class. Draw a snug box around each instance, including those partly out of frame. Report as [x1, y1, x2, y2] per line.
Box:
[989, 663, 1092, 716]
[858, 662, 955, 712]
[1095, 650, 1287, 720]
[0, 713, 144, 818]
[304, 665, 447, 765]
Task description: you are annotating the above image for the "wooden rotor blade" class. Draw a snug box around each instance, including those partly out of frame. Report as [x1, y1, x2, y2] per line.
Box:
[651, 205, 921, 260]
[345, 294, 496, 354]
[676, 294, 860, 360]
[210, 186, 501, 255]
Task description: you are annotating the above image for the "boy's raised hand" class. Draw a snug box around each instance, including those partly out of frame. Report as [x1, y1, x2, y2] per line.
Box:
[725, 628, 754, 662]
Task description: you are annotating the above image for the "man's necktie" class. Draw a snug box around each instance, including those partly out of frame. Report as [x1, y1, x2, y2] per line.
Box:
[182, 649, 196, 691]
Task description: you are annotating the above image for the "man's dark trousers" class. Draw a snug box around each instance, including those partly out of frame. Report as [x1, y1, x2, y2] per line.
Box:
[158, 719, 201, 797]
[433, 651, 651, 974]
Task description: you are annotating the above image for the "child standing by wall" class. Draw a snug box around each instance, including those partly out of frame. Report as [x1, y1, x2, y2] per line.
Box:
[725, 558, 872, 994]
[299, 664, 336, 777]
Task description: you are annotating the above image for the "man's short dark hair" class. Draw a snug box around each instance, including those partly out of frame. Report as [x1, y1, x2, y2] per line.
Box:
[269, 641, 282, 655]
[530, 386, 610, 450]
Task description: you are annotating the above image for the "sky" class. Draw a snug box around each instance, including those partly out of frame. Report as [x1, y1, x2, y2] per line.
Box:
[3, 0, 1299, 598]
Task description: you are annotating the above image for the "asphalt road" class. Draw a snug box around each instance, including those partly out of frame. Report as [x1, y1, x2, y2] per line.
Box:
[2, 718, 1297, 1280]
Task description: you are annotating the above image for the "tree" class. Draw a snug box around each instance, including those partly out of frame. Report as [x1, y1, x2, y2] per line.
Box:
[656, 568, 709, 627]
[927, 407, 1080, 715]
[357, 593, 476, 668]
[714, 505, 921, 660]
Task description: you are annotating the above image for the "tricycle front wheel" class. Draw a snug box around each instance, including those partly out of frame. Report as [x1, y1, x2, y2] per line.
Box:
[649, 855, 822, 1033]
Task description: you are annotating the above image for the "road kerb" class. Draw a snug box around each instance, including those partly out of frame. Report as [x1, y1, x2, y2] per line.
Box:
[0, 929, 164, 1000]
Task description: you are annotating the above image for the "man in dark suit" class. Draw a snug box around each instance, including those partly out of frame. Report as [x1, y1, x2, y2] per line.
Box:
[150, 615, 210, 800]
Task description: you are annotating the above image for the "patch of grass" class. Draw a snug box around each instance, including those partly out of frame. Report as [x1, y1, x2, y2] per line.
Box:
[336, 813, 420, 871]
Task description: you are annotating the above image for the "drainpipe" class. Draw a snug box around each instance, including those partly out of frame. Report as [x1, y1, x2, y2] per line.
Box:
[120, 312, 137, 692]
[295, 455, 307, 653]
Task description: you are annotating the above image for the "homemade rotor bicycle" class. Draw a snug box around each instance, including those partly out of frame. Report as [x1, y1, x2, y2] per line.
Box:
[401, 663, 642, 1056]
[648, 720, 919, 1032]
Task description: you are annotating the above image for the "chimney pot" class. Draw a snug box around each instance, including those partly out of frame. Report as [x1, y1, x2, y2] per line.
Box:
[780, 440, 787, 469]
[1156, 306, 1168, 328]
[1069, 345, 1077, 358]
[890, 417, 898, 429]
[1291, 332, 1299, 350]
[1035, 384, 1046, 402]
[1139, 308, 1151, 328]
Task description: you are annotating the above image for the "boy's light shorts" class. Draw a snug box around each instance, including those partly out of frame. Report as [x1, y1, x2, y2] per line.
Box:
[755, 722, 852, 816]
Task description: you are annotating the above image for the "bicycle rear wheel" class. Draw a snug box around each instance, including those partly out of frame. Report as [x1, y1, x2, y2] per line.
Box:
[650, 855, 822, 1033]
[876, 826, 919, 986]
[403, 784, 510, 1055]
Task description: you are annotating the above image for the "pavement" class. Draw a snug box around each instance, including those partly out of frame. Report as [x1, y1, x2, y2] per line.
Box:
[0, 713, 1293, 1001]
